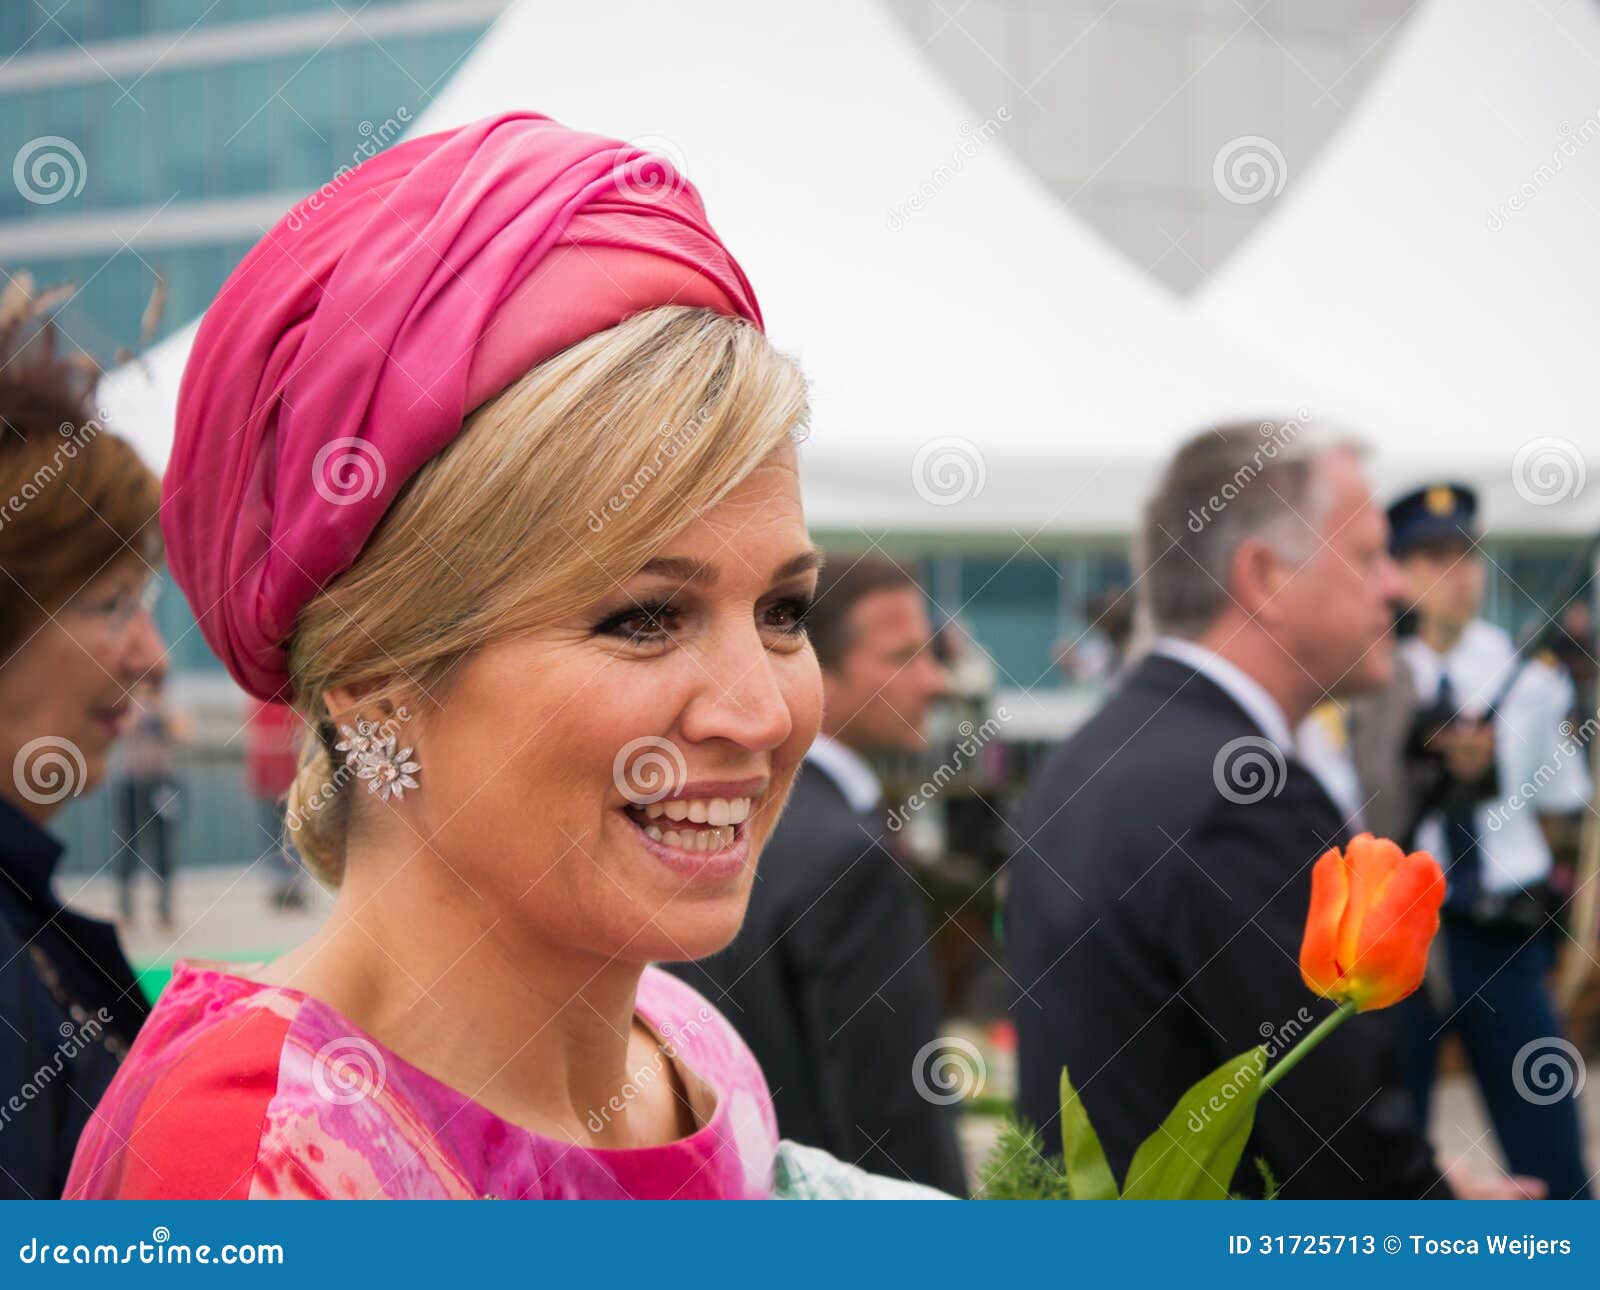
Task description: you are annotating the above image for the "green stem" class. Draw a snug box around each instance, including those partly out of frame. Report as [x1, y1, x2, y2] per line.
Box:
[1259, 1000, 1358, 1092]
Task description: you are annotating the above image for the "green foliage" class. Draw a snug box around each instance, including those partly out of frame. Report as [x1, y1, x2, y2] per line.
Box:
[976, 1119, 1074, 1200]
[1254, 1156, 1280, 1200]
[1058, 1066, 1118, 1199]
[979, 1046, 1279, 1199]
[1121, 1046, 1267, 1200]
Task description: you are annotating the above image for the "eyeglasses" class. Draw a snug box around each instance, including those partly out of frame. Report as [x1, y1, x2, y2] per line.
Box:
[66, 577, 162, 639]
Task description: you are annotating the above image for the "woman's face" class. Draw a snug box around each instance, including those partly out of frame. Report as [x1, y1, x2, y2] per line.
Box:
[389, 443, 822, 963]
[0, 559, 166, 820]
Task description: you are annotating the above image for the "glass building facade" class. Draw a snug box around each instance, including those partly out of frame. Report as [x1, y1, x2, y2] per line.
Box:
[0, 0, 501, 360]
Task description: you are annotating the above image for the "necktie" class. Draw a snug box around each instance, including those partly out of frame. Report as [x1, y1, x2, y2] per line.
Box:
[1436, 672, 1482, 914]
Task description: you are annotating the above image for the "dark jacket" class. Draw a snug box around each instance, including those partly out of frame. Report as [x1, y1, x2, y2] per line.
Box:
[0, 794, 148, 1197]
[1006, 652, 1446, 1198]
[665, 760, 967, 1194]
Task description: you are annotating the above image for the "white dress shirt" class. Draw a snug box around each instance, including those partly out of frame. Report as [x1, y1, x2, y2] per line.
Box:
[1402, 619, 1590, 892]
[1152, 637, 1295, 749]
[804, 732, 884, 815]
[1153, 637, 1365, 826]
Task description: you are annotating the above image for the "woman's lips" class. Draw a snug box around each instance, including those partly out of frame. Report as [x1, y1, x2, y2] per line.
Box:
[89, 705, 130, 739]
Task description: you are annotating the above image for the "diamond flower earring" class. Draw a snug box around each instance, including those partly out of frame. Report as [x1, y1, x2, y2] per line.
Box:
[335, 716, 421, 802]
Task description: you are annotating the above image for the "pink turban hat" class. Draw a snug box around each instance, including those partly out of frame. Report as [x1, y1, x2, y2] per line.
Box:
[161, 111, 762, 702]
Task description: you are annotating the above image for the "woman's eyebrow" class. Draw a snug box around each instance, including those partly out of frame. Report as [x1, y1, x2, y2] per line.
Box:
[771, 549, 823, 582]
[634, 548, 823, 588]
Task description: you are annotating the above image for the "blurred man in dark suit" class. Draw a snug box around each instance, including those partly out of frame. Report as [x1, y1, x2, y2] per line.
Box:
[1007, 423, 1542, 1199]
[667, 557, 967, 1193]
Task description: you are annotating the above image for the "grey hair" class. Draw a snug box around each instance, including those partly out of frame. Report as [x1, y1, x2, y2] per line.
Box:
[1136, 417, 1366, 640]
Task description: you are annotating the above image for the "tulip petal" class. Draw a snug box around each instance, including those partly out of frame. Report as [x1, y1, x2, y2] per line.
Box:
[1299, 846, 1350, 999]
[1335, 834, 1406, 979]
[1346, 850, 1445, 1010]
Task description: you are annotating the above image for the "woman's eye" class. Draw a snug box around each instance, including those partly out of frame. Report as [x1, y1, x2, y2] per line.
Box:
[595, 595, 812, 647]
[763, 596, 813, 636]
[596, 601, 679, 643]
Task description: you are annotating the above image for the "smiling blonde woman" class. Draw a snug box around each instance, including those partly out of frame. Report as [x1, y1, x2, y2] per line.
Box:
[65, 113, 835, 1200]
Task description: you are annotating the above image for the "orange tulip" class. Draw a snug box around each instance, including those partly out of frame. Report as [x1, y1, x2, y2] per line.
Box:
[1298, 833, 1446, 1012]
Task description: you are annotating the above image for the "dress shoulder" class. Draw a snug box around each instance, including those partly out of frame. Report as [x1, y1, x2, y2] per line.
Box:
[637, 966, 771, 1097]
[636, 965, 778, 1167]
[65, 967, 295, 1199]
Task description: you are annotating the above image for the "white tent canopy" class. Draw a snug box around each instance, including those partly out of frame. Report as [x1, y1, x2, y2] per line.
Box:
[97, 318, 194, 471]
[1195, 0, 1600, 537]
[103, 0, 1322, 535]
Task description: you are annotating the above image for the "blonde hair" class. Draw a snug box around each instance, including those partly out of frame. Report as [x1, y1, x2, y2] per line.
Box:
[283, 305, 808, 884]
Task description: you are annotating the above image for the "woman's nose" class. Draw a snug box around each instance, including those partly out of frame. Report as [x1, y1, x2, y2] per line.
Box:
[679, 633, 794, 752]
[122, 609, 168, 683]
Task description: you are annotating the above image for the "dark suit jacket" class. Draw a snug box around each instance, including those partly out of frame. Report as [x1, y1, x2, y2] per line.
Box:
[0, 795, 148, 1198]
[665, 760, 967, 1194]
[1006, 653, 1446, 1198]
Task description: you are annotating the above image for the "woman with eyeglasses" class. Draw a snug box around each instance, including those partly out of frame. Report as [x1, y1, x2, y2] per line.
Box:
[0, 278, 167, 1197]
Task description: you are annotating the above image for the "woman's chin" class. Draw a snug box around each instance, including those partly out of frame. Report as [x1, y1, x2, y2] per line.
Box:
[651, 917, 747, 965]
[609, 898, 748, 965]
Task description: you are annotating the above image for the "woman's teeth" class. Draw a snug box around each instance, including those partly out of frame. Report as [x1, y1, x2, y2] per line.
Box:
[631, 796, 753, 853]
[643, 823, 737, 851]
[640, 797, 752, 826]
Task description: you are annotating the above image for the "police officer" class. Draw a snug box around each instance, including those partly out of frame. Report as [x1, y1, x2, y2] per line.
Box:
[1377, 483, 1591, 1199]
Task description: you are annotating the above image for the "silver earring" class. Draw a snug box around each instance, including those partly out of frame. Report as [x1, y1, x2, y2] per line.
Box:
[335, 717, 421, 802]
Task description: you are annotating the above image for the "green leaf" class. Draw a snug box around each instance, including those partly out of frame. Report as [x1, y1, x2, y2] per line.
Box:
[1120, 1045, 1268, 1200]
[1059, 1065, 1119, 1199]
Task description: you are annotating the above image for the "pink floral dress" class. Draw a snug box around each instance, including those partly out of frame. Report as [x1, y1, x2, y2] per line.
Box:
[65, 960, 779, 1199]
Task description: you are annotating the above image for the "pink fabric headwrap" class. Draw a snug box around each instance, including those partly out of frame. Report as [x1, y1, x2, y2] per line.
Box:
[161, 111, 762, 702]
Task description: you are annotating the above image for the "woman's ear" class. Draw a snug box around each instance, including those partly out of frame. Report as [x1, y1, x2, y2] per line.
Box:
[322, 678, 404, 729]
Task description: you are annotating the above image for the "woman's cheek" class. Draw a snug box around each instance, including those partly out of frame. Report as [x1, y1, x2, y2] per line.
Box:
[782, 645, 825, 754]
